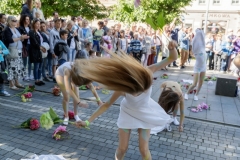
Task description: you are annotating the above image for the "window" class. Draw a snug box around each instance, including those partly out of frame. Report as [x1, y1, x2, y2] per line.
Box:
[213, 0, 221, 4]
[232, 0, 240, 4]
[199, 0, 206, 4]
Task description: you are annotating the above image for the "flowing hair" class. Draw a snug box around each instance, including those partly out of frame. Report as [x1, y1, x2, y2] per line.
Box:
[74, 50, 153, 94]
[158, 87, 180, 114]
[70, 63, 92, 86]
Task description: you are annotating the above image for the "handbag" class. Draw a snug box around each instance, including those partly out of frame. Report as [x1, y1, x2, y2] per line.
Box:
[22, 45, 28, 58]
[7, 42, 19, 59]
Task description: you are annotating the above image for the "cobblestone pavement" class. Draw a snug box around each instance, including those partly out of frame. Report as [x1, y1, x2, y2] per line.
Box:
[0, 89, 240, 160]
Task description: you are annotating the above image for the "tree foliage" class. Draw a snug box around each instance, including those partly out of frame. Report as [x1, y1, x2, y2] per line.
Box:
[110, 0, 192, 25]
[0, 0, 109, 20]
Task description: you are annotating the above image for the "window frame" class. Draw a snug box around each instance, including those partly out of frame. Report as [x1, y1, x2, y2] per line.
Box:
[213, 0, 221, 5]
[199, 0, 206, 5]
[232, 0, 240, 5]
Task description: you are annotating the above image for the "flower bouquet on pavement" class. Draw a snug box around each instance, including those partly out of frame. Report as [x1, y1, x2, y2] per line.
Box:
[52, 126, 70, 140]
[161, 74, 168, 79]
[188, 102, 210, 113]
[13, 85, 35, 98]
[52, 85, 61, 96]
[21, 92, 32, 102]
[13, 118, 40, 130]
[40, 107, 89, 130]
[204, 76, 217, 81]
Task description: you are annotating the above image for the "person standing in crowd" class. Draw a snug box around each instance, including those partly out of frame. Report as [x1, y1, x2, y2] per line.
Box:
[92, 21, 104, 57]
[103, 19, 109, 36]
[32, 0, 45, 21]
[169, 18, 183, 67]
[185, 29, 206, 101]
[102, 29, 112, 58]
[226, 29, 236, 72]
[28, 19, 45, 86]
[117, 30, 128, 53]
[0, 13, 7, 41]
[232, 30, 240, 77]
[55, 30, 69, 66]
[142, 31, 152, 66]
[178, 27, 190, 69]
[0, 40, 10, 96]
[49, 18, 61, 82]
[66, 20, 78, 62]
[78, 19, 92, 50]
[18, 15, 32, 81]
[213, 34, 225, 71]
[161, 25, 171, 70]
[129, 33, 142, 62]
[187, 27, 194, 64]
[48, 21, 54, 32]
[71, 17, 79, 31]
[40, 21, 51, 82]
[21, 0, 33, 20]
[205, 33, 214, 70]
[3, 16, 29, 90]
[61, 19, 67, 30]
[52, 11, 59, 20]
[151, 31, 161, 65]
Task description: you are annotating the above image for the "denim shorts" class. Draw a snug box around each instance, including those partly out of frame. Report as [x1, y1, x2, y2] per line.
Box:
[58, 59, 66, 66]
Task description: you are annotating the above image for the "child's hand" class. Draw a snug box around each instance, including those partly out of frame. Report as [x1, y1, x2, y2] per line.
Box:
[97, 100, 103, 106]
[168, 41, 177, 50]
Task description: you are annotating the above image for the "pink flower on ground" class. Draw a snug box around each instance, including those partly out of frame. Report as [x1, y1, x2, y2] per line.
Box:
[29, 118, 40, 130]
[68, 111, 74, 120]
[191, 108, 198, 112]
[201, 103, 209, 109]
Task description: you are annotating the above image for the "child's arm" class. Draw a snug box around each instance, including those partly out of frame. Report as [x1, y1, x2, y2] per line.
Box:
[89, 83, 103, 106]
[76, 91, 123, 127]
[179, 97, 185, 132]
[148, 41, 178, 73]
[64, 69, 87, 107]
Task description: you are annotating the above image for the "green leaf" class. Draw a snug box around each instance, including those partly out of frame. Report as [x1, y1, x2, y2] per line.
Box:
[20, 118, 32, 128]
[157, 11, 166, 29]
[145, 17, 157, 30]
[49, 107, 59, 121]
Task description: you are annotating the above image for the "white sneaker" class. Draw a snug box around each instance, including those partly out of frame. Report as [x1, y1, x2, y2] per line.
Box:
[30, 75, 35, 80]
[165, 124, 172, 132]
[74, 115, 82, 122]
[24, 76, 30, 81]
[194, 95, 198, 101]
[172, 117, 180, 125]
[63, 117, 69, 125]
[184, 93, 188, 100]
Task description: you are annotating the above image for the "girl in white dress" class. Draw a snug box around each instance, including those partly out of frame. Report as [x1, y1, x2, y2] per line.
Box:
[184, 29, 206, 101]
[75, 40, 179, 160]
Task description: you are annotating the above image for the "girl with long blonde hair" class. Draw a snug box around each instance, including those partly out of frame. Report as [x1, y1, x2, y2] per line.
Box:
[55, 62, 102, 125]
[75, 40, 178, 160]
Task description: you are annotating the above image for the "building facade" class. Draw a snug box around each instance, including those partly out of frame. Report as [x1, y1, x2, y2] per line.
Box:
[183, 0, 240, 34]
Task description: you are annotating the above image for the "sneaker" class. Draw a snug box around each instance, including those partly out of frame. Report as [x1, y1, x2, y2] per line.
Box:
[194, 95, 198, 101]
[53, 78, 57, 83]
[74, 115, 82, 122]
[172, 117, 180, 125]
[63, 117, 69, 125]
[180, 66, 184, 69]
[165, 124, 172, 132]
[39, 81, 45, 85]
[23, 76, 30, 81]
[43, 77, 50, 82]
[184, 93, 188, 100]
[30, 76, 35, 80]
[173, 65, 178, 67]
[0, 90, 11, 97]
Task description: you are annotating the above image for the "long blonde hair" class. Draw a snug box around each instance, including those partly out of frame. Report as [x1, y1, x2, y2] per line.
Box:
[75, 50, 153, 94]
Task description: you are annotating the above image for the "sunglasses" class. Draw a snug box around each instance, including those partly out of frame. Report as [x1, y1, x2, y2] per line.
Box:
[12, 20, 17, 22]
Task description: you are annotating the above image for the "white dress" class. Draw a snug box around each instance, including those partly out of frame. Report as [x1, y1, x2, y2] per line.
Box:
[117, 87, 173, 130]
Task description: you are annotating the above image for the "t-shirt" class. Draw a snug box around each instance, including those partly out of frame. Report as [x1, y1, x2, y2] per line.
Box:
[171, 28, 179, 42]
[82, 28, 88, 38]
[93, 29, 104, 41]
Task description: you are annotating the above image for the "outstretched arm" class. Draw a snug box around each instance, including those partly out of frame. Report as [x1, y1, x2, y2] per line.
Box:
[179, 98, 185, 132]
[148, 41, 178, 73]
[89, 83, 103, 106]
[76, 91, 123, 127]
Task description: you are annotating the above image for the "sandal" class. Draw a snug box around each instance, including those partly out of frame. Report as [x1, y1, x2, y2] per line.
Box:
[15, 84, 24, 88]
[9, 86, 19, 90]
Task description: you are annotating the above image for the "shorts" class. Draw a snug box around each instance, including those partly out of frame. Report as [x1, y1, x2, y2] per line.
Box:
[93, 40, 100, 52]
[58, 59, 66, 66]
[52, 57, 58, 66]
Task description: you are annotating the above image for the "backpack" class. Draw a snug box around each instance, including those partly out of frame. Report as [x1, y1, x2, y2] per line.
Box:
[54, 42, 67, 57]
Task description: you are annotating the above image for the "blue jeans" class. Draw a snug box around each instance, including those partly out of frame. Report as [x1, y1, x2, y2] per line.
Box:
[68, 48, 76, 62]
[221, 56, 229, 71]
[58, 59, 66, 66]
[33, 62, 42, 80]
[93, 40, 100, 52]
[41, 57, 48, 78]
[47, 56, 52, 77]
[154, 45, 161, 64]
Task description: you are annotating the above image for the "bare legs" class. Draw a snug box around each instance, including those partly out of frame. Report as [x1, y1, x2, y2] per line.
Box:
[185, 72, 205, 100]
[115, 128, 152, 160]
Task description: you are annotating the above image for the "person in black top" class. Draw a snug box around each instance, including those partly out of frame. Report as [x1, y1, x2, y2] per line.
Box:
[0, 13, 7, 41]
[21, 0, 33, 21]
